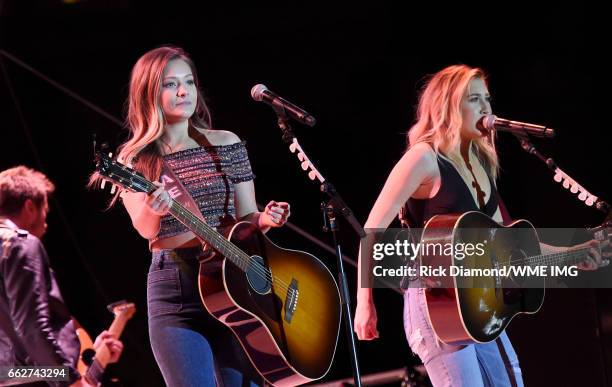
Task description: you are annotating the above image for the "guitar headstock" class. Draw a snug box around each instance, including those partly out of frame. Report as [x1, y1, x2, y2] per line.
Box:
[94, 151, 154, 195]
[588, 221, 611, 267]
[589, 222, 611, 243]
[107, 300, 136, 320]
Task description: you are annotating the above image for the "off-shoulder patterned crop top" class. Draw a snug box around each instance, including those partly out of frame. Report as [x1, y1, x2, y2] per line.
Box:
[151, 141, 255, 242]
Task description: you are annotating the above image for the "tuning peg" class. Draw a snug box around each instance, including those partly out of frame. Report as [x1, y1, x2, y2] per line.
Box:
[297, 152, 305, 162]
[308, 171, 316, 180]
[100, 180, 106, 190]
[301, 161, 309, 171]
[553, 171, 563, 182]
[289, 143, 298, 153]
[110, 184, 117, 194]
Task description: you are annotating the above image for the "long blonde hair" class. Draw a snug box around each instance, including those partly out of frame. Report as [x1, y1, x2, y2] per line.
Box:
[118, 45, 211, 180]
[408, 64, 499, 177]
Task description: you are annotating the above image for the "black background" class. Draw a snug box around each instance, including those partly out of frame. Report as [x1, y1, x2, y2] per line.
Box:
[1, 2, 611, 386]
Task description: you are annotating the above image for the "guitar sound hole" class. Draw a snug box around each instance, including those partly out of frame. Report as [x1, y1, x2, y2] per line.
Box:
[81, 348, 96, 366]
[246, 255, 272, 295]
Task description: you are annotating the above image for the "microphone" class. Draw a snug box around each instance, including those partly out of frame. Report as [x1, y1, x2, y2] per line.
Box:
[251, 84, 316, 127]
[477, 114, 555, 138]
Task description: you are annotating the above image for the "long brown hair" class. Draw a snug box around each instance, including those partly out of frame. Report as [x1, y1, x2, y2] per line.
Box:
[119, 45, 211, 179]
[408, 64, 499, 178]
[90, 46, 211, 200]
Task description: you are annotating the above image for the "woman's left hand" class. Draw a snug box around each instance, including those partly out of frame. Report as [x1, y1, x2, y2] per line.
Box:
[259, 201, 291, 229]
[576, 239, 611, 271]
[93, 330, 124, 364]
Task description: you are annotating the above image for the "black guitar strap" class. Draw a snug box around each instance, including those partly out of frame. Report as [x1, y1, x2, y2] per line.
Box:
[495, 339, 520, 387]
[493, 185, 513, 226]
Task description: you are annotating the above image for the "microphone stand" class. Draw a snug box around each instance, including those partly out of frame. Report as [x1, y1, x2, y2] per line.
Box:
[272, 104, 363, 387]
[515, 133, 612, 387]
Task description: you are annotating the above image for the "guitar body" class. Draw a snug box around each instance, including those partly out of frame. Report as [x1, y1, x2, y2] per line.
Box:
[74, 320, 95, 377]
[198, 221, 341, 386]
[72, 302, 135, 385]
[421, 211, 545, 345]
[94, 153, 340, 385]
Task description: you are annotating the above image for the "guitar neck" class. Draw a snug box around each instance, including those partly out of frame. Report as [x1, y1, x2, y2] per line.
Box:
[166, 200, 250, 272]
[85, 312, 129, 380]
[96, 157, 251, 273]
[527, 246, 590, 267]
[108, 313, 129, 341]
[94, 316, 127, 369]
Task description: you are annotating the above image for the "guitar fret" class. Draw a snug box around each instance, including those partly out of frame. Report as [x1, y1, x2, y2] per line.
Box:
[168, 200, 251, 270]
[97, 153, 340, 383]
[528, 247, 589, 267]
[99, 154, 253, 273]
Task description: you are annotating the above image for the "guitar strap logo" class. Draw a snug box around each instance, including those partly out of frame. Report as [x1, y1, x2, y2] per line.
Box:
[160, 174, 183, 200]
[159, 166, 205, 223]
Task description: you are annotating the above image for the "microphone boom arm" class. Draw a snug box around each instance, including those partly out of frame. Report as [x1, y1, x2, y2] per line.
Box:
[517, 135, 610, 217]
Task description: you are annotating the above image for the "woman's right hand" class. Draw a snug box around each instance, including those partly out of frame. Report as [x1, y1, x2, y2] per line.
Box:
[145, 182, 171, 216]
[354, 297, 379, 340]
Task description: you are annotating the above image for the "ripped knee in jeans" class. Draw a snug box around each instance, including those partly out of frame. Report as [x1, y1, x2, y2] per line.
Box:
[408, 326, 471, 365]
[407, 327, 429, 361]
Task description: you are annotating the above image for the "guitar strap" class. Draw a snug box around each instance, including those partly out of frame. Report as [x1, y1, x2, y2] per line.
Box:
[160, 161, 206, 223]
[493, 185, 513, 226]
[159, 126, 214, 225]
[495, 339, 520, 387]
[159, 160, 217, 259]
[491, 182, 520, 386]
[159, 160, 223, 386]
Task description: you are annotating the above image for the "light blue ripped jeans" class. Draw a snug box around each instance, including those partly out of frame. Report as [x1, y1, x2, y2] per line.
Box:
[403, 288, 524, 387]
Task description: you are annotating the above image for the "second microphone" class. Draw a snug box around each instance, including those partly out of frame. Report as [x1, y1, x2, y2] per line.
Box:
[251, 84, 316, 127]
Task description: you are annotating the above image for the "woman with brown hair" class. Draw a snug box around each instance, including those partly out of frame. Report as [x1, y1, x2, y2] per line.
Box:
[110, 46, 290, 386]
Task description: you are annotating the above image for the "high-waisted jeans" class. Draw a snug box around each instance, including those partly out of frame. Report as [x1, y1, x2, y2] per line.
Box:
[147, 246, 261, 387]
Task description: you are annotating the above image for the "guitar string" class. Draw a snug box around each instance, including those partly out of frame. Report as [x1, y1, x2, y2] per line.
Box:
[505, 248, 591, 267]
[167, 199, 297, 297]
[105, 168, 297, 297]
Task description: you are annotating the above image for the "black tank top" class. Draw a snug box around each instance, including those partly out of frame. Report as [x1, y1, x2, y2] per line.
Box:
[405, 153, 499, 227]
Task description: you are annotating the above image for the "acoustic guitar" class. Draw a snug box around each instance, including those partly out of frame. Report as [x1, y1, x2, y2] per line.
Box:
[94, 152, 341, 386]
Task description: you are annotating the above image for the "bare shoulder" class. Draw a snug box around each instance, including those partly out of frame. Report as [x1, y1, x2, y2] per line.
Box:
[202, 129, 242, 146]
[398, 142, 437, 172]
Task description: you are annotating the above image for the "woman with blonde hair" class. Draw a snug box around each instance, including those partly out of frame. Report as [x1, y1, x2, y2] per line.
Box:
[354, 65, 520, 386]
[107, 46, 290, 386]
[354, 64, 605, 386]
[355, 65, 522, 386]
